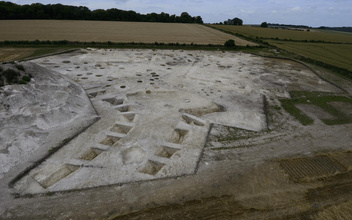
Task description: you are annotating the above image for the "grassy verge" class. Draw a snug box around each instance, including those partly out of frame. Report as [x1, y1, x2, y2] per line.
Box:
[0, 40, 266, 62]
[24, 48, 74, 60]
[280, 92, 352, 125]
[213, 126, 259, 143]
[0, 40, 265, 50]
[266, 41, 352, 72]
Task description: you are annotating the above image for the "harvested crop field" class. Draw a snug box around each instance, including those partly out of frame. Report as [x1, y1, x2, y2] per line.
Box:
[211, 25, 352, 43]
[267, 41, 352, 71]
[0, 20, 255, 46]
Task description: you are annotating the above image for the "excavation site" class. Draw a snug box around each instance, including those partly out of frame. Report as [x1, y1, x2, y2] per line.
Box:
[1, 49, 352, 219]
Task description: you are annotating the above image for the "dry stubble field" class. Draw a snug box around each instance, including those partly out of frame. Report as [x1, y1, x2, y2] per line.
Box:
[0, 20, 255, 46]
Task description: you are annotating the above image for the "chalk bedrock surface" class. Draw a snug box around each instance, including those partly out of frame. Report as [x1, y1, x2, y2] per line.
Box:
[12, 49, 340, 194]
[0, 62, 97, 177]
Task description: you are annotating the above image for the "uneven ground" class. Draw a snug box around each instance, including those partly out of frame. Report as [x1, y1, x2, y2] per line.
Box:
[1, 49, 352, 219]
[0, 20, 255, 46]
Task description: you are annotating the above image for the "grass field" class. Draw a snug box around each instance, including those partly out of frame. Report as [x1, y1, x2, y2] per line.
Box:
[210, 24, 352, 74]
[267, 41, 352, 71]
[280, 91, 352, 125]
[0, 20, 255, 46]
[210, 25, 352, 43]
[0, 47, 73, 62]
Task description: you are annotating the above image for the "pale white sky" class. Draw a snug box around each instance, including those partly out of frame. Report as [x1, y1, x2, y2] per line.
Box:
[10, 0, 352, 27]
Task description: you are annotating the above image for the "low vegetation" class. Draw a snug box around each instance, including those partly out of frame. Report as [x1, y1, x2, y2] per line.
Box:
[0, 65, 31, 86]
[209, 24, 352, 80]
[280, 91, 352, 125]
[224, 39, 235, 48]
[210, 25, 352, 43]
[267, 41, 352, 72]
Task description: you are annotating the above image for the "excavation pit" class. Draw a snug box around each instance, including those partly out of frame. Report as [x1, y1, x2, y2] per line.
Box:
[33, 164, 80, 189]
[110, 123, 133, 134]
[10, 48, 344, 195]
[100, 135, 121, 146]
[102, 97, 124, 106]
[138, 160, 165, 176]
[169, 128, 189, 144]
[115, 104, 130, 112]
[155, 145, 180, 159]
[79, 148, 104, 161]
[121, 113, 136, 122]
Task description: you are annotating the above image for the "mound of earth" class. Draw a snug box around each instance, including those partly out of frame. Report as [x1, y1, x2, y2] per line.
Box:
[0, 62, 98, 177]
[0, 63, 33, 86]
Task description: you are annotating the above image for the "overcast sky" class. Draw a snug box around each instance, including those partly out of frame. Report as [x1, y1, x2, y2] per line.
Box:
[9, 0, 352, 27]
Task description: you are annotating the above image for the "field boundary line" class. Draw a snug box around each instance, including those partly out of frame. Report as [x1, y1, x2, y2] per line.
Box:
[20, 49, 79, 61]
[250, 53, 349, 94]
[204, 24, 263, 45]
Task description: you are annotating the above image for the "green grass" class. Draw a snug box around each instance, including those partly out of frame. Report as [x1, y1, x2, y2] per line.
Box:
[212, 126, 259, 143]
[210, 25, 352, 43]
[280, 92, 352, 125]
[25, 48, 72, 60]
[281, 99, 314, 125]
[289, 91, 342, 99]
[267, 41, 352, 72]
[209, 25, 352, 78]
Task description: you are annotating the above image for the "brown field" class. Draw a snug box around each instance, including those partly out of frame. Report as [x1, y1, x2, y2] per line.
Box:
[0, 20, 255, 46]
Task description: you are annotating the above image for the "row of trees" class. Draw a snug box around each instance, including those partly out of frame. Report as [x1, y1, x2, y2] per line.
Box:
[0, 1, 203, 23]
[224, 17, 243, 26]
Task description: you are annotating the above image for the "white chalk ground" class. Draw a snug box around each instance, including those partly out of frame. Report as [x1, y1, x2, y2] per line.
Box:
[8, 49, 341, 194]
[0, 63, 98, 178]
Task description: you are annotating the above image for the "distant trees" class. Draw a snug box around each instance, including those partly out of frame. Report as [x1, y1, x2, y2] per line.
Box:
[224, 39, 235, 47]
[0, 1, 203, 24]
[224, 17, 243, 25]
[260, 22, 268, 28]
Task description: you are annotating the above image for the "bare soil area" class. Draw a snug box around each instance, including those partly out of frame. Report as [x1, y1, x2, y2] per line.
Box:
[1, 49, 352, 219]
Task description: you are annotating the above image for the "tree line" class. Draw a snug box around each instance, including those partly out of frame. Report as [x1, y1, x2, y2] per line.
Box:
[0, 1, 203, 24]
[213, 17, 243, 25]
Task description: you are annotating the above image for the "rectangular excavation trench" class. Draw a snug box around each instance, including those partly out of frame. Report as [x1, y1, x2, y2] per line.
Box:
[100, 135, 121, 146]
[182, 113, 206, 126]
[34, 164, 80, 189]
[155, 145, 180, 158]
[169, 128, 189, 144]
[138, 160, 165, 176]
[110, 123, 133, 134]
[279, 156, 346, 182]
[79, 148, 104, 161]
[102, 97, 124, 106]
